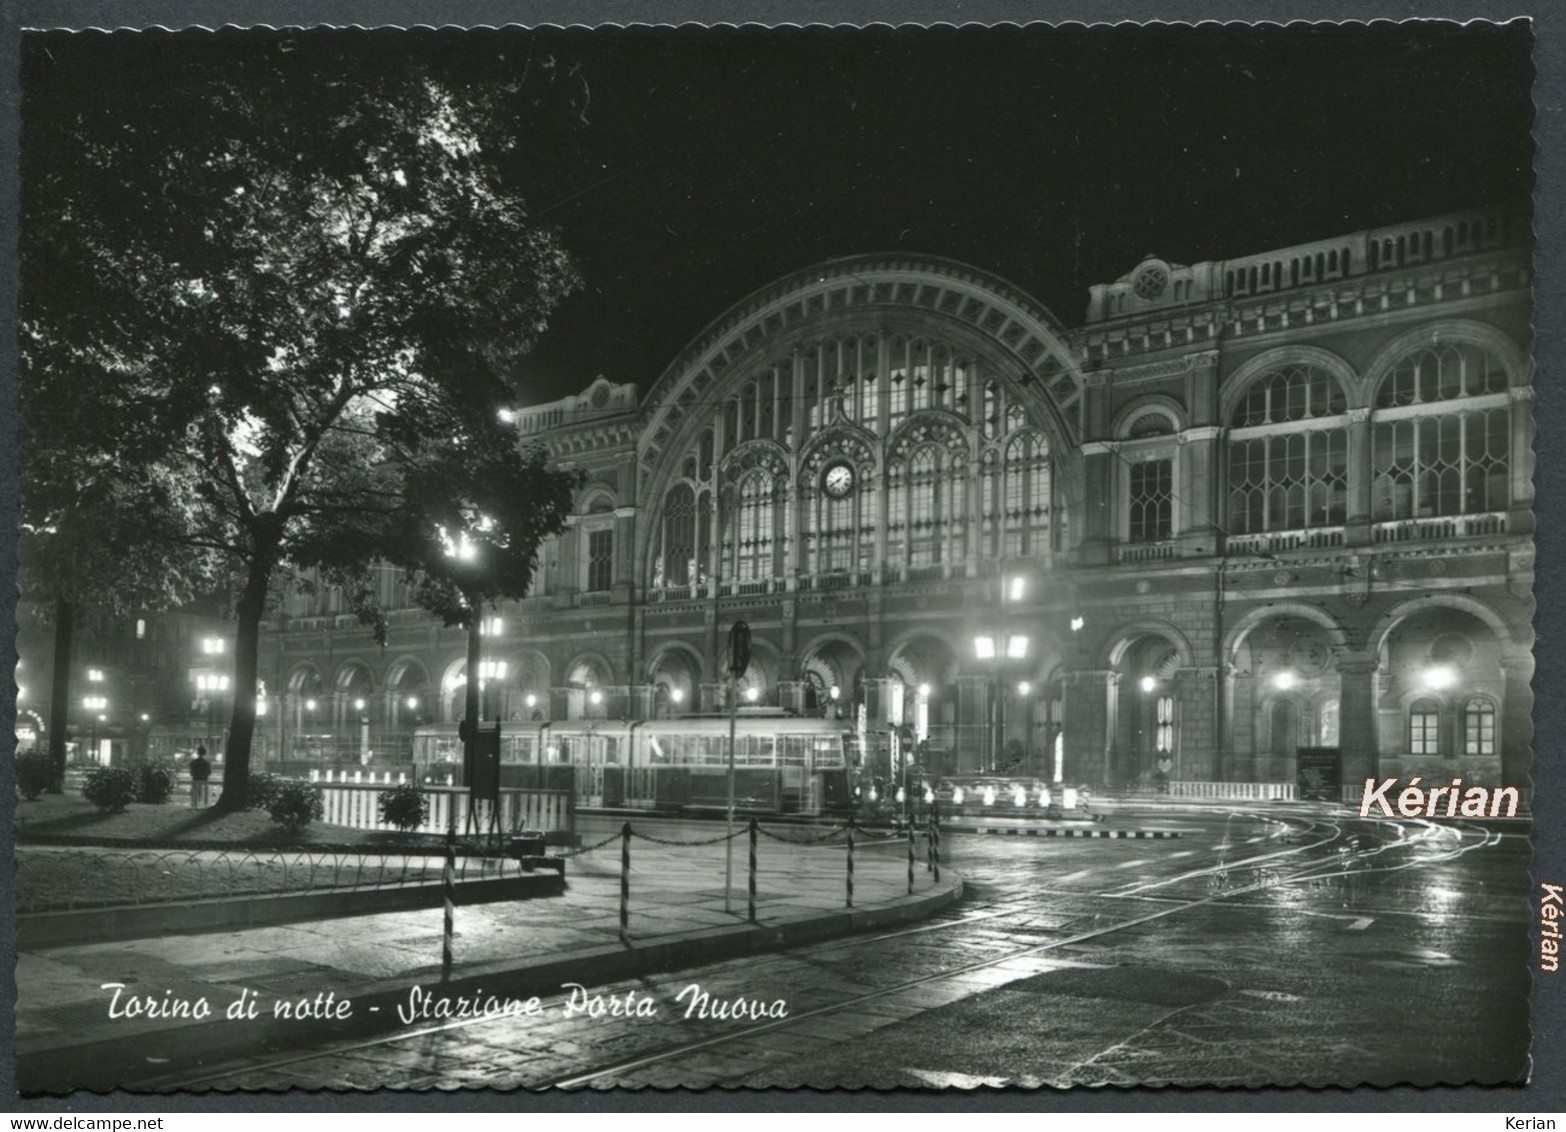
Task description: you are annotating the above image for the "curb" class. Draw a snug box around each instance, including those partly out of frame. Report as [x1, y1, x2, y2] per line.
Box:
[18, 872, 565, 949]
[942, 825, 1182, 839]
[17, 873, 963, 1095]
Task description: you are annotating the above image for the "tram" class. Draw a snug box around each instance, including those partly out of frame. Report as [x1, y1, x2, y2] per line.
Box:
[411, 712, 896, 816]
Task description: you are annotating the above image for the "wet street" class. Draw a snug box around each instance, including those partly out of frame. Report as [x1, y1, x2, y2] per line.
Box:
[149, 805, 1532, 1091]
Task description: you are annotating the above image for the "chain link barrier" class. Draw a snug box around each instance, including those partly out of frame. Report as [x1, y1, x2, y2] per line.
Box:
[629, 827, 746, 848]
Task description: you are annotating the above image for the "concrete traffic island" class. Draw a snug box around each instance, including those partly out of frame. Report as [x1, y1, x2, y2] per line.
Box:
[15, 818, 961, 1095]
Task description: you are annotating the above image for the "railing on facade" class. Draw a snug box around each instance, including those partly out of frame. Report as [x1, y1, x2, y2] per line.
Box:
[579, 590, 612, 607]
[903, 563, 949, 582]
[1225, 527, 1346, 557]
[1167, 780, 1363, 804]
[1373, 511, 1509, 543]
[316, 783, 573, 836]
[1117, 541, 1177, 564]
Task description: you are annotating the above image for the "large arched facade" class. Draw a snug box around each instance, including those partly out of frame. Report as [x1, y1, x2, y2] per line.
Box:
[253, 207, 1533, 792]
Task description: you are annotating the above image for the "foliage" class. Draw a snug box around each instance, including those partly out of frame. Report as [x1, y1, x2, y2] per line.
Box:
[245, 773, 291, 812]
[22, 35, 586, 810]
[16, 753, 56, 801]
[82, 767, 138, 812]
[133, 763, 176, 805]
[268, 781, 326, 832]
[376, 782, 430, 831]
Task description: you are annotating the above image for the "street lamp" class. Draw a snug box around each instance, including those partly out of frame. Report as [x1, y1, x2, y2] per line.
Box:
[82, 695, 108, 764]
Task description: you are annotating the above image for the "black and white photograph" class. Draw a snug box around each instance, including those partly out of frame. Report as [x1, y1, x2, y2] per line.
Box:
[6, 16, 1550, 1100]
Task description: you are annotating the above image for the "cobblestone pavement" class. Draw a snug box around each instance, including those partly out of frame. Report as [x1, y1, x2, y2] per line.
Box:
[144, 805, 1531, 1092]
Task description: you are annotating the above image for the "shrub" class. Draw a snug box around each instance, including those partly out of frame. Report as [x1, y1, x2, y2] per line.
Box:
[16, 752, 55, 801]
[268, 780, 325, 832]
[246, 773, 289, 812]
[377, 782, 429, 832]
[82, 766, 138, 813]
[133, 763, 176, 805]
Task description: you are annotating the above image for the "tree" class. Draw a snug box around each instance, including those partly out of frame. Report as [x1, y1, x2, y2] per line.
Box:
[21, 34, 583, 809]
[19, 331, 224, 789]
[344, 436, 580, 760]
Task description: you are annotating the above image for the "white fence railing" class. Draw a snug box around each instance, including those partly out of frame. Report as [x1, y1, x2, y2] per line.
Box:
[1169, 780, 1363, 804]
[318, 784, 573, 835]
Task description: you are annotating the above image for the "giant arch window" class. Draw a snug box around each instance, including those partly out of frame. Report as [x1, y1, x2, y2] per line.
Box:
[1372, 343, 1512, 522]
[1227, 364, 1349, 534]
[649, 329, 1064, 589]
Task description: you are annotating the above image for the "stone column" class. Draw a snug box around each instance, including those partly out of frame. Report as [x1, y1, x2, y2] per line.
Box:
[1225, 670, 1256, 782]
[1173, 667, 1219, 781]
[1499, 651, 1534, 789]
[956, 675, 991, 774]
[1336, 653, 1381, 793]
[1061, 670, 1116, 785]
[1344, 407, 1374, 547]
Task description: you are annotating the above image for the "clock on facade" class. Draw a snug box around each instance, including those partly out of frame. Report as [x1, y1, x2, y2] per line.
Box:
[822, 461, 855, 499]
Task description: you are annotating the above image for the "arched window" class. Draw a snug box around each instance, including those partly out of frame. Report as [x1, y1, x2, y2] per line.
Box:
[1003, 432, 1051, 556]
[1372, 344, 1511, 522]
[1227, 365, 1348, 534]
[736, 471, 775, 581]
[1318, 697, 1340, 746]
[1409, 698, 1442, 755]
[1463, 696, 1496, 757]
[659, 485, 697, 588]
[908, 448, 940, 566]
[1156, 696, 1175, 753]
[1129, 459, 1173, 543]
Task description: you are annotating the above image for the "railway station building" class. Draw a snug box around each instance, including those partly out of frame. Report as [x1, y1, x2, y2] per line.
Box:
[255, 206, 1535, 795]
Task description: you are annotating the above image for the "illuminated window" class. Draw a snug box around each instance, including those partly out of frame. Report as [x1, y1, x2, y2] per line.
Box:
[1227, 365, 1348, 534]
[135, 619, 146, 640]
[1372, 344, 1510, 521]
[1003, 432, 1051, 556]
[1463, 696, 1496, 756]
[736, 471, 775, 580]
[659, 484, 698, 588]
[1156, 696, 1175, 753]
[1129, 459, 1173, 543]
[586, 530, 613, 593]
[1318, 697, 1340, 746]
[1409, 698, 1442, 755]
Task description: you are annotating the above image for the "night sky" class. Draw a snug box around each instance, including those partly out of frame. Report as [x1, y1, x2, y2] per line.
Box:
[24, 23, 1535, 405]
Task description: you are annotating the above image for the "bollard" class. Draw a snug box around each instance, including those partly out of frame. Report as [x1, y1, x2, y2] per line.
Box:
[748, 817, 758, 924]
[846, 812, 856, 909]
[619, 821, 632, 945]
[441, 819, 456, 982]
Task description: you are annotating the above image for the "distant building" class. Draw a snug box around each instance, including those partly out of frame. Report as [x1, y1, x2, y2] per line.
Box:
[256, 206, 1534, 793]
[14, 602, 235, 766]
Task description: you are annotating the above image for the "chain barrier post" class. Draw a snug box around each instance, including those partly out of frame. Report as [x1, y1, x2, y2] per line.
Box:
[846, 811, 856, 909]
[931, 804, 940, 884]
[907, 819, 916, 895]
[441, 814, 456, 982]
[619, 821, 632, 945]
[748, 817, 758, 923]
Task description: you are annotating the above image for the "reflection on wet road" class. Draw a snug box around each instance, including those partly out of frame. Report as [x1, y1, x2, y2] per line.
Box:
[158, 805, 1531, 1091]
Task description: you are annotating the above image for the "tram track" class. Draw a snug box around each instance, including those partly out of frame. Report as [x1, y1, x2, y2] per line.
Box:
[151, 804, 1413, 1092]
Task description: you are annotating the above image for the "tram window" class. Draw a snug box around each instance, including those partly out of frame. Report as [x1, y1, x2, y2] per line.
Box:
[501, 736, 536, 764]
[813, 737, 845, 768]
[556, 738, 572, 765]
[779, 736, 809, 766]
[752, 736, 774, 766]
[603, 737, 620, 765]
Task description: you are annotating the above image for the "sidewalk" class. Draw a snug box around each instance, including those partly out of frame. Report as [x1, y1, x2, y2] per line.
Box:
[15, 815, 960, 1094]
